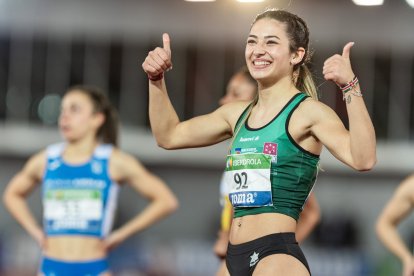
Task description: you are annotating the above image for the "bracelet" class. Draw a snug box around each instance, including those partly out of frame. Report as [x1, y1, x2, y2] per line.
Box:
[148, 73, 164, 81]
[339, 76, 358, 93]
[339, 76, 363, 103]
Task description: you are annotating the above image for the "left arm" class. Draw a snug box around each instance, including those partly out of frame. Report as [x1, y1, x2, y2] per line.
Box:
[313, 42, 376, 171]
[296, 193, 320, 243]
[104, 149, 179, 250]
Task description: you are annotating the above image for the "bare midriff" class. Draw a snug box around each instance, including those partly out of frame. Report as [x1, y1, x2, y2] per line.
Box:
[44, 236, 106, 261]
[229, 213, 297, 244]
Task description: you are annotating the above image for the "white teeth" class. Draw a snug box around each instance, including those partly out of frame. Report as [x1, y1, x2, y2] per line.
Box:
[254, 61, 270, 66]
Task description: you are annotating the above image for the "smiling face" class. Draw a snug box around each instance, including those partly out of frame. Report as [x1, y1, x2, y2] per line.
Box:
[59, 90, 104, 143]
[245, 18, 295, 85]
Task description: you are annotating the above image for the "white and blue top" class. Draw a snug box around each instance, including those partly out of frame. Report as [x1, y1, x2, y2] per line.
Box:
[42, 143, 120, 238]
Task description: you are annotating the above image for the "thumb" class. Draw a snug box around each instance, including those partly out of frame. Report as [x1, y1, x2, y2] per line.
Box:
[342, 42, 354, 59]
[163, 33, 171, 56]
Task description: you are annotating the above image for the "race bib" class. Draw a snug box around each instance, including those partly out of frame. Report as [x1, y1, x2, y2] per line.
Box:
[44, 189, 102, 230]
[224, 153, 272, 207]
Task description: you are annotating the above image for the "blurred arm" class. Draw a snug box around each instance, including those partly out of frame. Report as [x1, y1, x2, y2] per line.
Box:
[296, 193, 320, 243]
[376, 175, 414, 267]
[105, 150, 179, 249]
[3, 151, 46, 246]
[214, 196, 233, 259]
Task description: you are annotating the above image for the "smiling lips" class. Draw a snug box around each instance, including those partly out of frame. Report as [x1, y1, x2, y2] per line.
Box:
[252, 59, 271, 69]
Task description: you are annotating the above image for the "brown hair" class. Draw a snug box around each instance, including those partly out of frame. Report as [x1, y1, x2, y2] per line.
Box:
[66, 85, 119, 146]
[252, 8, 318, 100]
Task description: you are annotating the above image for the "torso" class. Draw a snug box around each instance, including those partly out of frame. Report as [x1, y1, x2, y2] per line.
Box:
[44, 236, 106, 260]
[42, 143, 120, 260]
[227, 93, 321, 244]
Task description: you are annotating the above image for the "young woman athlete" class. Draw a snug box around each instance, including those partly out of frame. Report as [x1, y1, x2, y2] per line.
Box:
[3, 85, 178, 276]
[142, 8, 376, 276]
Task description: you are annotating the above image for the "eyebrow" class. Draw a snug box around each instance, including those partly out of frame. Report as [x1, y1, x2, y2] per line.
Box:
[248, 35, 281, 40]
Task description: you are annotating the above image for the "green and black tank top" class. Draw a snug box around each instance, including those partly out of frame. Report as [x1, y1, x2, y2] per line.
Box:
[223, 93, 319, 220]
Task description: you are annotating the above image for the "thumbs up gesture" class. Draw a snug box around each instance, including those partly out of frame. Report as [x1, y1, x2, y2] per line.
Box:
[323, 42, 355, 86]
[142, 33, 173, 80]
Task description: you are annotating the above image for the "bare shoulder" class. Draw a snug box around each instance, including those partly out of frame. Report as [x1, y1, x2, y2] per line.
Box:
[110, 148, 142, 169]
[24, 150, 47, 180]
[297, 98, 336, 118]
[396, 174, 414, 198]
[109, 148, 146, 181]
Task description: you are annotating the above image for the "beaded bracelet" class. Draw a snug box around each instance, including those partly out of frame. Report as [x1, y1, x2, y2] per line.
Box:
[148, 73, 164, 81]
[339, 76, 363, 103]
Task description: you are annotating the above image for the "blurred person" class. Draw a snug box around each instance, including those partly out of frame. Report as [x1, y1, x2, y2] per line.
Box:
[3, 85, 178, 276]
[376, 175, 414, 276]
[142, 8, 376, 276]
[214, 66, 321, 276]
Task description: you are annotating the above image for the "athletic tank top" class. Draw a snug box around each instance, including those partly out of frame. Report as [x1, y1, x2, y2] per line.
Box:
[224, 93, 319, 220]
[42, 143, 120, 238]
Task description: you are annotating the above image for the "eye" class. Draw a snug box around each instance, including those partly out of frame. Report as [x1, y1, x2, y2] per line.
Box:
[266, 40, 278, 45]
[247, 39, 256, 45]
[70, 105, 80, 113]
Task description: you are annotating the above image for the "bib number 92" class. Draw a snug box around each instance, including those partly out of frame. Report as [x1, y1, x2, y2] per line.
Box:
[234, 172, 248, 190]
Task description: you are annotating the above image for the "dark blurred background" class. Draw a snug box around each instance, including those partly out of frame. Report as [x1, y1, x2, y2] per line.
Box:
[1, 0, 414, 275]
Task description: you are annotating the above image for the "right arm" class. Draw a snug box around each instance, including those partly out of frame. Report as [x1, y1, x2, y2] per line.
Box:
[376, 175, 414, 276]
[143, 33, 241, 149]
[3, 151, 46, 247]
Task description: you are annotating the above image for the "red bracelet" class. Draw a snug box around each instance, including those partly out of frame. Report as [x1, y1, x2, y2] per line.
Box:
[148, 73, 164, 81]
[339, 76, 358, 92]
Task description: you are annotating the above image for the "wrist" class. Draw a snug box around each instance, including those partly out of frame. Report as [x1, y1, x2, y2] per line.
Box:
[338, 76, 358, 92]
[148, 73, 164, 81]
[339, 76, 363, 103]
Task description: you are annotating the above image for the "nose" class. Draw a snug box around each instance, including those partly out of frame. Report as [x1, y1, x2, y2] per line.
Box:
[252, 42, 266, 56]
[59, 109, 69, 121]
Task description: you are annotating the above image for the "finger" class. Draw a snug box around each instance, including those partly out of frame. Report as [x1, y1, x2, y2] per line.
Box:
[323, 54, 341, 66]
[144, 60, 163, 76]
[156, 49, 173, 69]
[322, 65, 335, 75]
[150, 50, 170, 71]
[163, 33, 171, 57]
[323, 72, 336, 81]
[342, 42, 354, 59]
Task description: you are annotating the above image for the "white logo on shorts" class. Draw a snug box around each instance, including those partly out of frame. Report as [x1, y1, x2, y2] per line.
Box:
[249, 251, 259, 267]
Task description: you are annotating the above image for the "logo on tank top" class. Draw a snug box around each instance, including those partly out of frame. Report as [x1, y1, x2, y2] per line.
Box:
[250, 251, 259, 267]
[91, 161, 103, 174]
[234, 147, 258, 154]
[48, 160, 61, 171]
[239, 136, 260, 142]
[230, 192, 256, 205]
[263, 142, 277, 156]
[226, 157, 233, 169]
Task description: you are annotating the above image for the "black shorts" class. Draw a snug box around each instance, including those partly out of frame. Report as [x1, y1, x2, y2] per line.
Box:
[226, 232, 310, 276]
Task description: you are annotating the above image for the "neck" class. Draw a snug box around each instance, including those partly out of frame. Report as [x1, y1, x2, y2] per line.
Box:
[256, 75, 298, 109]
[65, 136, 99, 160]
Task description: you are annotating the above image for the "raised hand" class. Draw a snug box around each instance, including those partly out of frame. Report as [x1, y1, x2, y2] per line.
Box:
[142, 33, 173, 79]
[323, 42, 355, 86]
